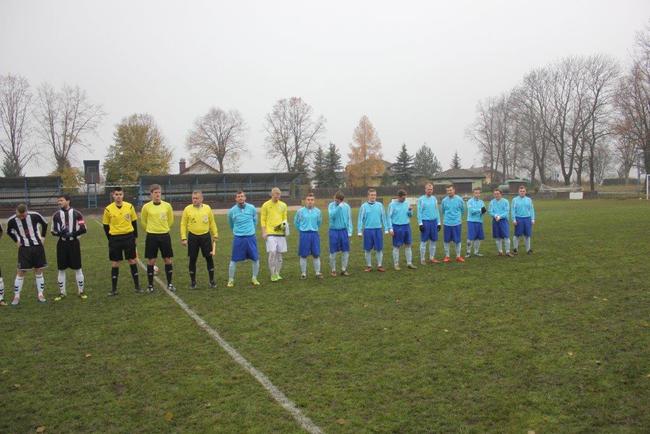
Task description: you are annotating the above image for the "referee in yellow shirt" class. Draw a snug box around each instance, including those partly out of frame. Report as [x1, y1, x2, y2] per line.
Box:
[141, 184, 175, 293]
[180, 190, 218, 289]
[102, 186, 140, 296]
[261, 187, 289, 282]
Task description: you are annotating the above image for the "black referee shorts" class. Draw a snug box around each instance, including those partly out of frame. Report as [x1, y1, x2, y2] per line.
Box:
[57, 239, 82, 270]
[108, 233, 137, 261]
[187, 232, 212, 260]
[145, 233, 173, 259]
[18, 245, 47, 270]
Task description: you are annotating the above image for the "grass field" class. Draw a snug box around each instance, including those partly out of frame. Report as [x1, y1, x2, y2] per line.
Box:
[1, 200, 649, 433]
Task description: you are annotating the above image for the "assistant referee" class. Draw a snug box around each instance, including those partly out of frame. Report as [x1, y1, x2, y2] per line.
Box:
[180, 190, 218, 289]
[141, 184, 175, 292]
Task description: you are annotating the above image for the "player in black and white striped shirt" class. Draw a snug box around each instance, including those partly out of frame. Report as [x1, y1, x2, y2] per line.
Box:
[6, 203, 48, 305]
[51, 194, 88, 301]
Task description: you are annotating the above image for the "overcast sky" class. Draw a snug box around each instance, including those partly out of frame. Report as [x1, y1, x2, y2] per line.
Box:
[2, 0, 649, 176]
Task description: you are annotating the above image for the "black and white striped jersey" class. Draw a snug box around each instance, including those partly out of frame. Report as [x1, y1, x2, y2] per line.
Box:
[51, 208, 87, 241]
[6, 212, 48, 247]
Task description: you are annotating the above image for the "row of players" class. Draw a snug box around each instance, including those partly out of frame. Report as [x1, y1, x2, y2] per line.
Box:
[0, 183, 535, 305]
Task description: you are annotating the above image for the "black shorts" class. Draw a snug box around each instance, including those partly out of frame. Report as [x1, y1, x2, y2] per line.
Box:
[145, 233, 173, 259]
[57, 239, 82, 270]
[108, 234, 137, 261]
[18, 245, 47, 270]
[188, 232, 212, 260]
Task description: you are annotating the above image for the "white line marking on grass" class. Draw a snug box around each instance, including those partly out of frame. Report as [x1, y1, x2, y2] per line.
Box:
[94, 220, 323, 434]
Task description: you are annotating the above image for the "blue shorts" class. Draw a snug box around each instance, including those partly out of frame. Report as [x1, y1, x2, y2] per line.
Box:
[467, 221, 485, 241]
[514, 216, 532, 237]
[420, 219, 439, 242]
[391, 224, 412, 247]
[363, 228, 384, 251]
[231, 235, 259, 262]
[491, 218, 510, 239]
[329, 228, 350, 253]
[298, 231, 320, 258]
[443, 225, 461, 244]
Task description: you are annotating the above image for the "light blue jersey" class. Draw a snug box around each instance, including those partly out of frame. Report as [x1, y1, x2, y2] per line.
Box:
[466, 197, 485, 223]
[294, 206, 322, 232]
[357, 201, 386, 232]
[512, 196, 535, 221]
[489, 198, 510, 220]
[328, 201, 353, 235]
[441, 195, 464, 226]
[387, 199, 412, 229]
[228, 203, 257, 236]
[416, 195, 439, 224]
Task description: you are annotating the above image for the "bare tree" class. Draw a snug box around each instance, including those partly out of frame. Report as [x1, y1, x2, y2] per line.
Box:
[0, 74, 35, 177]
[592, 141, 612, 185]
[186, 107, 247, 173]
[612, 131, 638, 179]
[34, 83, 105, 172]
[264, 97, 325, 172]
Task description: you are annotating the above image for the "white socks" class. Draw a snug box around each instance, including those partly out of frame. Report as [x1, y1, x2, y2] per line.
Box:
[35, 273, 45, 295]
[75, 269, 85, 293]
[58, 270, 67, 295]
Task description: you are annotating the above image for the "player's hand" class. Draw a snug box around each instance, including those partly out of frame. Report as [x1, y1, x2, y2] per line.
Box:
[437, 224, 441, 232]
[389, 229, 394, 237]
[419, 225, 425, 233]
[532, 220, 535, 225]
[357, 232, 362, 238]
[513, 220, 518, 226]
[495, 215, 500, 222]
[262, 230, 268, 239]
[481, 207, 487, 215]
[181, 239, 188, 246]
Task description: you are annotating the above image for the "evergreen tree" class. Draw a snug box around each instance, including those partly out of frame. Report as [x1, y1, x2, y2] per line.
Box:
[323, 142, 343, 187]
[311, 145, 327, 187]
[451, 151, 462, 169]
[414, 144, 442, 178]
[393, 143, 415, 186]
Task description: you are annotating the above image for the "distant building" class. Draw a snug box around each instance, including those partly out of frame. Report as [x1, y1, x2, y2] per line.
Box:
[432, 168, 485, 194]
[466, 166, 503, 185]
[178, 158, 220, 175]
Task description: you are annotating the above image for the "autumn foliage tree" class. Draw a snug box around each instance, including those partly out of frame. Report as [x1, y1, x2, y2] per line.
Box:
[346, 115, 385, 187]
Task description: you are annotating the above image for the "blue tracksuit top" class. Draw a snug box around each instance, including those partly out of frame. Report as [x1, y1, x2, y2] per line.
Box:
[328, 201, 353, 235]
[511, 196, 536, 220]
[228, 203, 257, 236]
[416, 195, 440, 224]
[466, 197, 485, 223]
[441, 195, 464, 226]
[357, 201, 386, 232]
[387, 199, 412, 229]
[489, 198, 510, 220]
[294, 206, 322, 232]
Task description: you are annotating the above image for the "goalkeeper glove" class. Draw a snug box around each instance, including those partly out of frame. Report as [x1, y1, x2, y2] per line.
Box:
[481, 206, 487, 215]
[419, 224, 425, 233]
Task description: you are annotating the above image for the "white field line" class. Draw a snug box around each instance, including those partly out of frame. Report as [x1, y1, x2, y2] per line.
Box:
[94, 220, 323, 434]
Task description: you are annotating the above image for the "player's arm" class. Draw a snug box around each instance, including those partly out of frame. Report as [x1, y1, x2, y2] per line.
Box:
[531, 200, 536, 223]
[260, 203, 268, 237]
[416, 198, 423, 225]
[102, 207, 111, 239]
[317, 209, 322, 229]
[293, 209, 301, 229]
[75, 211, 88, 236]
[7, 220, 18, 244]
[209, 209, 218, 240]
[227, 208, 235, 230]
[140, 204, 148, 232]
[0, 222, 3, 239]
[328, 201, 340, 219]
[381, 205, 388, 234]
[357, 205, 364, 236]
[180, 208, 188, 240]
[346, 205, 353, 237]
[167, 203, 174, 226]
[251, 205, 258, 228]
[35, 213, 48, 239]
[50, 213, 61, 236]
[386, 203, 393, 232]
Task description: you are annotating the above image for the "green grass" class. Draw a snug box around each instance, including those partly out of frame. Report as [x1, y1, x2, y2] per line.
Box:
[1, 200, 649, 433]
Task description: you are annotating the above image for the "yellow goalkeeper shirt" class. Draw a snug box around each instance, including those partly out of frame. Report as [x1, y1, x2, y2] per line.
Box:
[261, 199, 288, 235]
[140, 200, 174, 234]
[180, 204, 218, 240]
[103, 201, 138, 236]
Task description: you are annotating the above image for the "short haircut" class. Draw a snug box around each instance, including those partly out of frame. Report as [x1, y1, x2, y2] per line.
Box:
[334, 191, 345, 201]
[367, 188, 377, 194]
[16, 203, 27, 214]
[235, 190, 245, 196]
[493, 188, 502, 194]
[397, 189, 407, 197]
[271, 187, 281, 194]
[306, 192, 315, 198]
[425, 182, 433, 188]
[58, 193, 71, 202]
[192, 190, 203, 195]
[473, 187, 481, 192]
[149, 184, 162, 193]
[446, 184, 454, 190]
[112, 186, 123, 193]
[519, 185, 527, 190]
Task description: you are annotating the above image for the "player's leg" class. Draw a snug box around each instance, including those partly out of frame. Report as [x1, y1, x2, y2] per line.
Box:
[56, 240, 67, 299]
[247, 235, 261, 285]
[443, 225, 451, 261]
[299, 231, 308, 278]
[32, 245, 48, 301]
[454, 226, 464, 262]
[313, 233, 322, 278]
[276, 237, 286, 279]
[188, 233, 199, 288]
[12, 264, 26, 305]
[0, 266, 5, 305]
[266, 237, 276, 280]
[363, 229, 373, 271]
[145, 234, 157, 292]
[340, 231, 350, 275]
[199, 234, 216, 287]
[125, 237, 140, 292]
[162, 232, 175, 290]
[35, 266, 46, 302]
[375, 229, 384, 271]
[70, 239, 85, 298]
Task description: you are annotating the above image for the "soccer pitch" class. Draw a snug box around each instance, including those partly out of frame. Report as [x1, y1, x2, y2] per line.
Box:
[1, 200, 649, 433]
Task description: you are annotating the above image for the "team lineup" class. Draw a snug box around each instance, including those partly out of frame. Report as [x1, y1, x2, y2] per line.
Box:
[0, 182, 535, 305]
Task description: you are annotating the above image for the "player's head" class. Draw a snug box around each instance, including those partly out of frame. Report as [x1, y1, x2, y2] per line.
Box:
[425, 183, 434, 196]
[445, 184, 455, 197]
[149, 184, 162, 203]
[57, 194, 71, 210]
[271, 187, 281, 201]
[192, 190, 203, 206]
[16, 203, 27, 219]
[305, 192, 315, 208]
[473, 187, 481, 199]
[367, 188, 377, 202]
[112, 186, 124, 204]
[334, 191, 345, 204]
[518, 185, 527, 196]
[397, 189, 407, 202]
[235, 190, 246, 205]
[493, 188, 502, 199]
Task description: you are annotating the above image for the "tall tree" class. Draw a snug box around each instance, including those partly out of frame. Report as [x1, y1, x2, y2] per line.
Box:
[186, 107, 247, 173]
[35, 83, 104, 172]
[323, 142, 343, 187]
[414, 143, 441, 178]
[392, 143, 415, 186]
[311, 145, 327, 187]
[264, 97, 325, 172]
[0, 74, 34, 177]
[346, 115, 385, 187]
[450, 151, 461, 169]
[103, 114, 173, 183]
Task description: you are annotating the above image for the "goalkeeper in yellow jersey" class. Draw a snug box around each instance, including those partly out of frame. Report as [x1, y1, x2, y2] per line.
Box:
[260, 187, 289, 282]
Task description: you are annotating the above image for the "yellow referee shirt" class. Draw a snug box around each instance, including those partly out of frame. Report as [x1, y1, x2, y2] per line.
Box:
[180, 204, 218, 240]
[261, 199, 288, 235]
[140, 200, 174, 234]
[103, 201, 138, 235]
